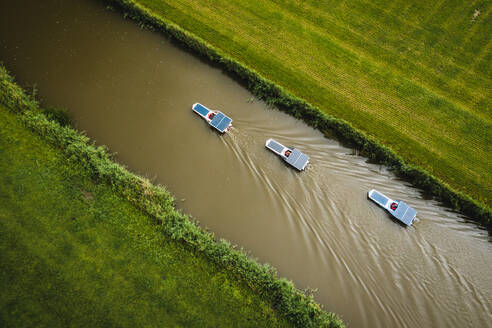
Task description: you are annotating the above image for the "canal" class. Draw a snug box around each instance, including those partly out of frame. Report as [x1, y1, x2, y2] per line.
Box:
[0, 0, 491, 327]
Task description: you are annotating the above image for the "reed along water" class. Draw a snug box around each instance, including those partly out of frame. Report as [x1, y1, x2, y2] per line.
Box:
[1, 0, 491, 327]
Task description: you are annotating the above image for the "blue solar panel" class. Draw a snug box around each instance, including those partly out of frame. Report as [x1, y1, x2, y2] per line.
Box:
[217, 117, 232, 132]
[193, 103, 210, 117]
[210, 112, 225, 128]
[267, 140, 284, 153]
[371, 191, 389, 206]
[209, 112, 232, 132]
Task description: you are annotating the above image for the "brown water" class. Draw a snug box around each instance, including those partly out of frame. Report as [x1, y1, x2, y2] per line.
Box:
[1, 0, 491, 327]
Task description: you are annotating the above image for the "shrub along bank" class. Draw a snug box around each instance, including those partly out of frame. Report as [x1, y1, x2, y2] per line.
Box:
[102, 0, 491, 231]
[0, 65, 343, 327]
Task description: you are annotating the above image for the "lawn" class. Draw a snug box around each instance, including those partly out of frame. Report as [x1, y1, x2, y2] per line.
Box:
[0, 107, 294, 327]
[123, 0, 491, 207]
[0, 63, 343, 327]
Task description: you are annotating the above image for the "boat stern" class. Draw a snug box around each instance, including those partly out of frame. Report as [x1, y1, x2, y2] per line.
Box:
[209, 111, 232, 133]
[390, 201, 417, 226]
[285, 148, 309, 171]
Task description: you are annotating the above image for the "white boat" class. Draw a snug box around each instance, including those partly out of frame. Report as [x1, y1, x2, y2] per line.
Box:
[192, 103, 232, 133]
[265, 138, 309, 171]
[368, 189, 417, 226]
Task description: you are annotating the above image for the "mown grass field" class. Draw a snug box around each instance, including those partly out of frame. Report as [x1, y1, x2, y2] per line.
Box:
[0, 107, 294, 327]
[127, 0, 491, 207]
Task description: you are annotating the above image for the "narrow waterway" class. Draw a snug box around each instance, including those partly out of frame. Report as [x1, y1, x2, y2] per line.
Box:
[1, 0, 491, 327]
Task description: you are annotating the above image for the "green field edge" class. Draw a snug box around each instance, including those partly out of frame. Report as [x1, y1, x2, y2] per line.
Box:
[0, 65, 344, 327]
[102, 0, 491, 232]
[0, 106, 293, 327]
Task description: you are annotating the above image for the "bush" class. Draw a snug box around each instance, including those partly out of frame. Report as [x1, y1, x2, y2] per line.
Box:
[42, 106, 73, 127]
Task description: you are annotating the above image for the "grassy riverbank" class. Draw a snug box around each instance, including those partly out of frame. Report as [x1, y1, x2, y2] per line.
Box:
[105, 0, 491, 228]
[0, 66, 342, 327]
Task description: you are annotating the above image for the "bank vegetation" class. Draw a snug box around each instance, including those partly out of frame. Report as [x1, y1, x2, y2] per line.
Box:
[0, 65, 343, 327]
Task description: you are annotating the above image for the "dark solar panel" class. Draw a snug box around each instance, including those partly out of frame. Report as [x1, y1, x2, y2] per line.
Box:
[267, 140, 285, 153]
[194, 103, 209, 117]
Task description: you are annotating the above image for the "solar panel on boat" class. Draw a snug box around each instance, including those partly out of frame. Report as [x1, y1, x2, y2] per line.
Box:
[217, 117, 232, 132]
[297, 153, 309, 167]
[210, 112, 225, 127]
[286, 149, 309, 170]
[267, 140, 284, 153]
[287, 150, 301, 162]
[392, 202, 417, 226]
[193, 103, 210, 117]
[371, 191, 389, 206]
[210, 112, 231, 132]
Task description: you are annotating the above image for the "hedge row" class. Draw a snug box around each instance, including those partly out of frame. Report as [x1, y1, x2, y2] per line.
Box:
[0, 65, 344, 327]
[102, 0, 491, 231]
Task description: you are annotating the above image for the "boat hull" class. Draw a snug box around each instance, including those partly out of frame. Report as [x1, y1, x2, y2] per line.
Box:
[368, 189, 417, 226]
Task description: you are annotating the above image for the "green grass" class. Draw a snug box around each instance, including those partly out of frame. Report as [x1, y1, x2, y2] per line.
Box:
[0, 65, 343, 327]
[117, 0, 491, 207]
[0, 107, 293, 327]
